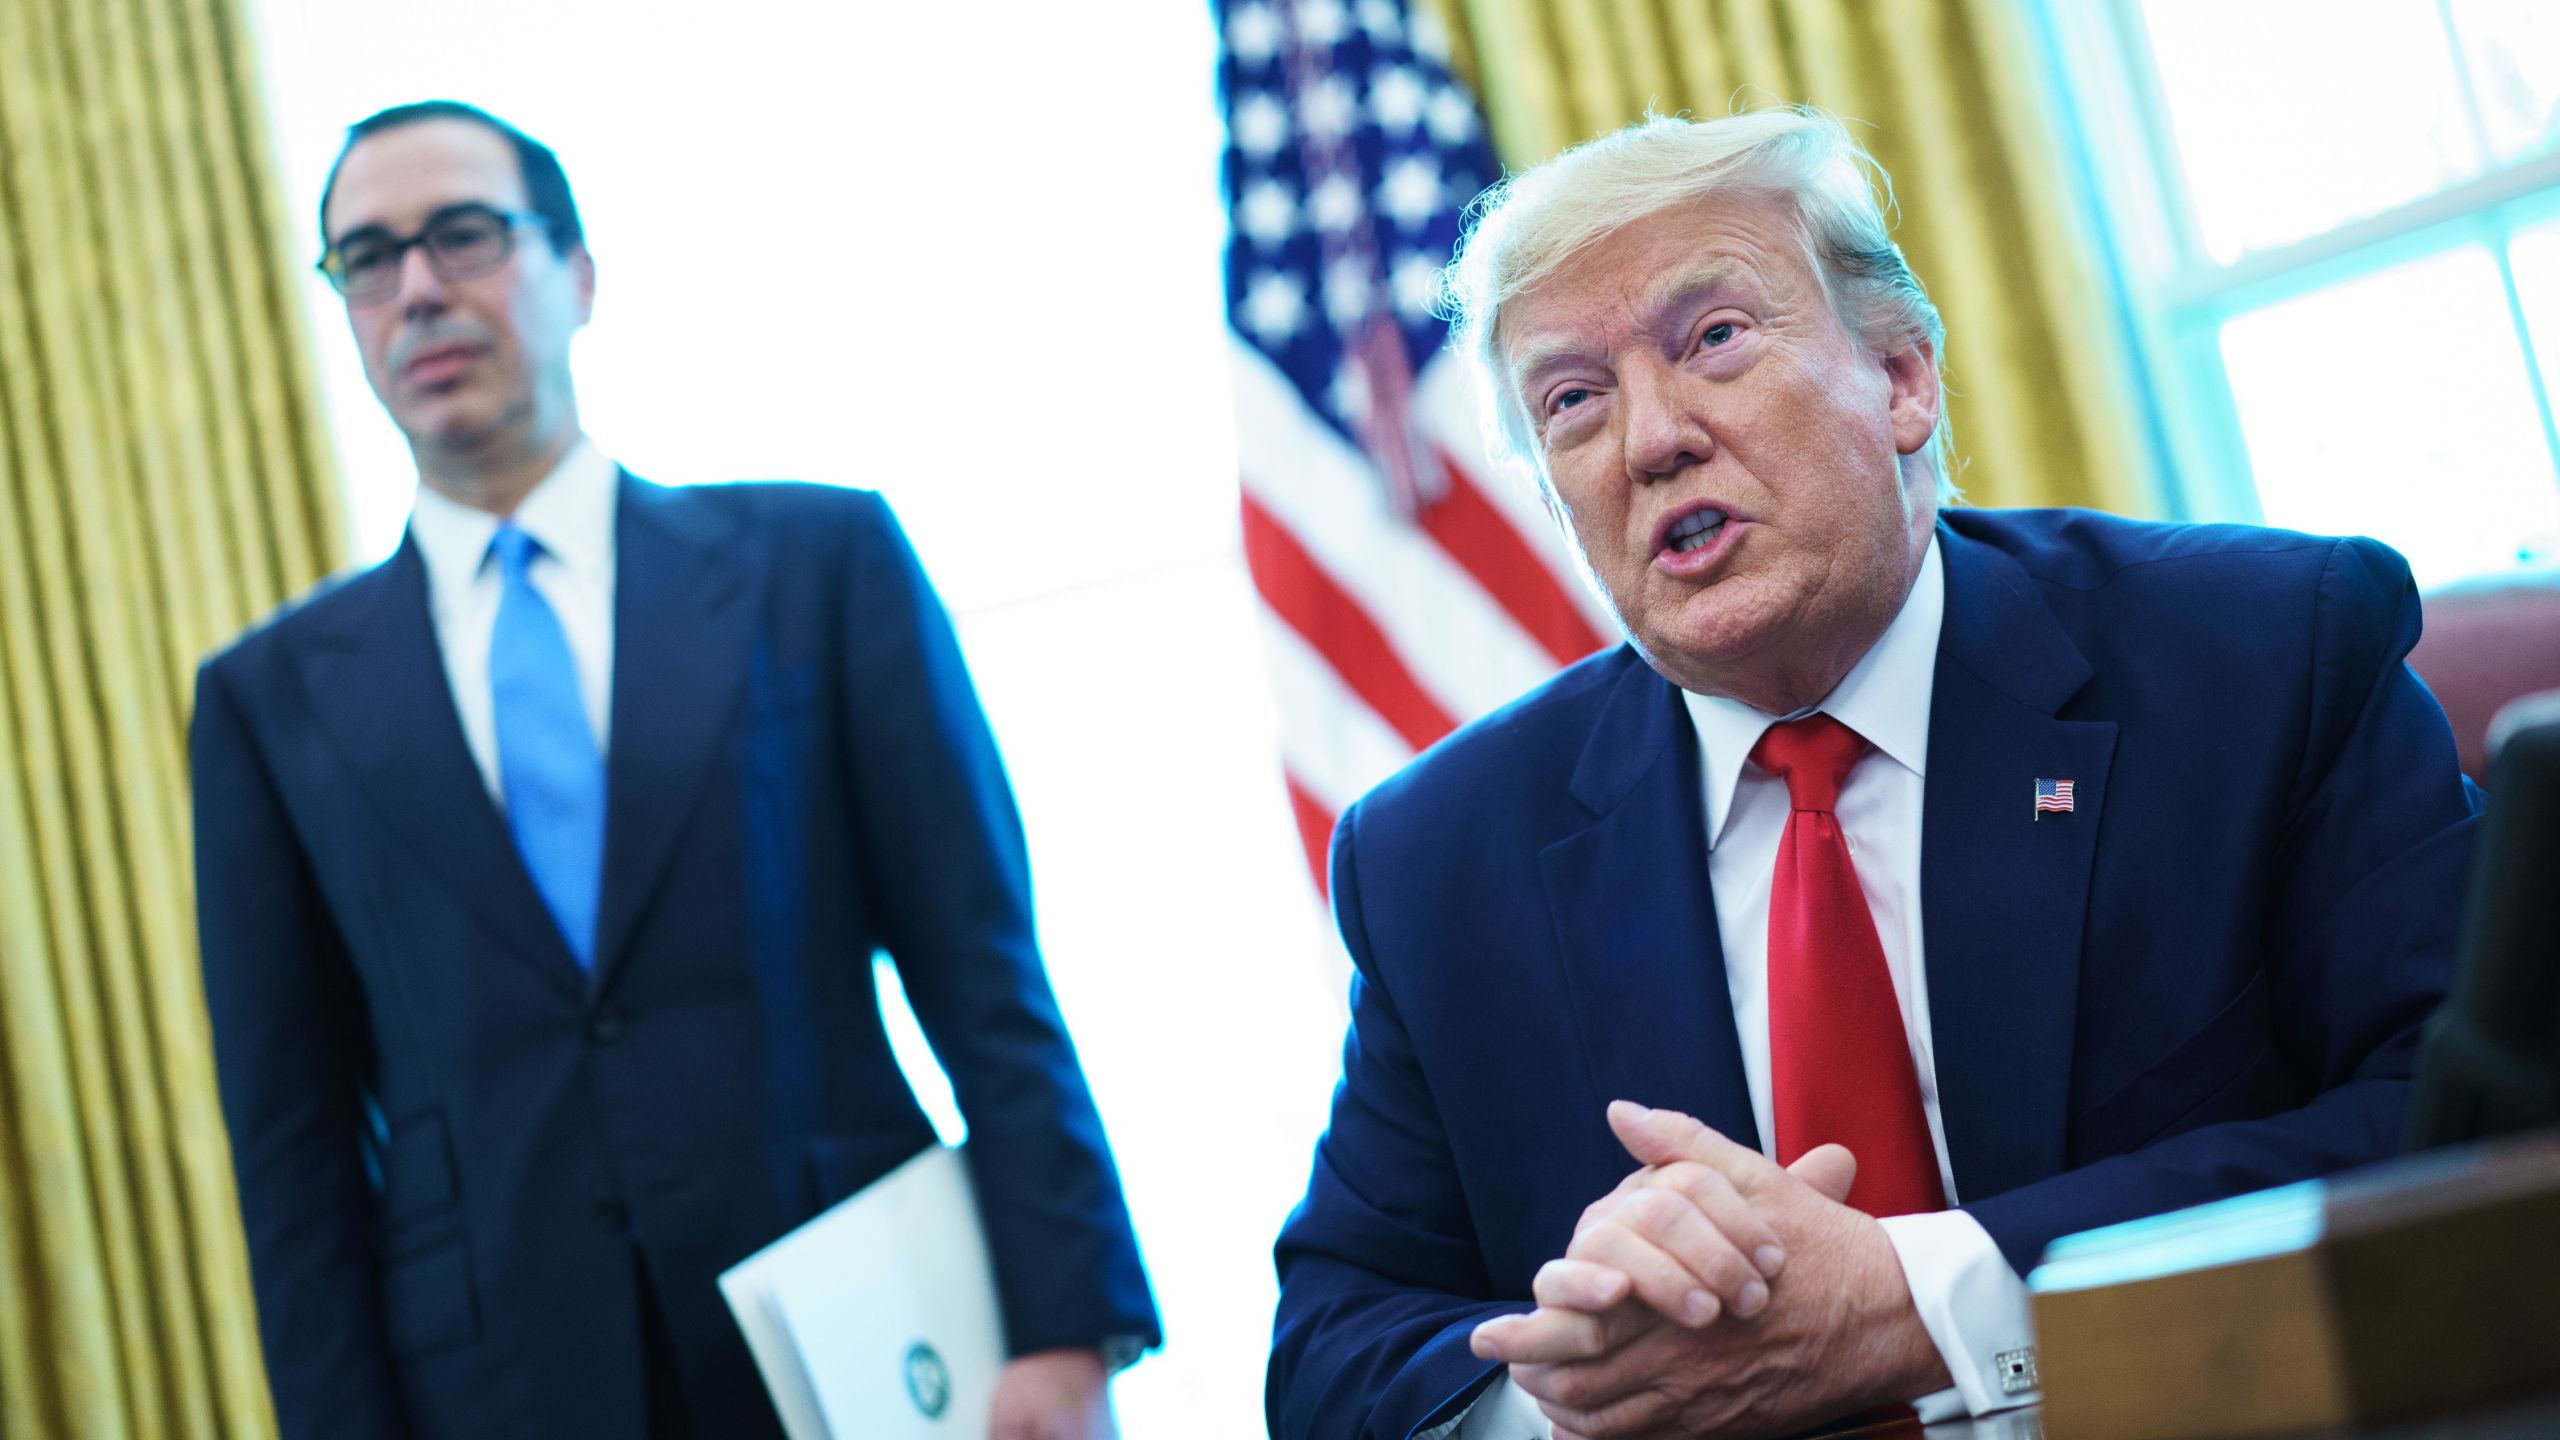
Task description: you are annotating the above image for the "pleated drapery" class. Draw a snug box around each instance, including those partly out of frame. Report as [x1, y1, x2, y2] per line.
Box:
[1431, 0, 2153, 514]
[0, 0, 345, 1433]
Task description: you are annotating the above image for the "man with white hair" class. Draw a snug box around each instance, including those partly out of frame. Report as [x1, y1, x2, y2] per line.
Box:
[1267, 109, 2475, 1439]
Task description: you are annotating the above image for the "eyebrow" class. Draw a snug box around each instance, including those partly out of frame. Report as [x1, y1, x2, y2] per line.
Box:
[1505, 256, 1745, 399]
[328, 201, 504, 253]
[1636, 257, 1750, 326]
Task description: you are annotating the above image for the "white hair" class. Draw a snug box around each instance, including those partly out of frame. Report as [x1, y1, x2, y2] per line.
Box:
[1441, 107, 1956, 501]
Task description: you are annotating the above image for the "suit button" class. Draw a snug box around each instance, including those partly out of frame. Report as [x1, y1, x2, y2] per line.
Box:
[589, 1009, 625, 1044]
[592, 1197, 629, 1235]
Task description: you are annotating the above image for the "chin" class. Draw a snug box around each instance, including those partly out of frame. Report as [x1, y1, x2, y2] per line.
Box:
[1669, 583, 1783, 651]
[1635, 605, 1793, 694]
[405, 404, 506, 451]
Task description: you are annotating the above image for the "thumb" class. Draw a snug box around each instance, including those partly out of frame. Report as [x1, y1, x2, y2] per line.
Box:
[1788, 1143, 1857, 1204]
[1605, 1099, 1718, 1168]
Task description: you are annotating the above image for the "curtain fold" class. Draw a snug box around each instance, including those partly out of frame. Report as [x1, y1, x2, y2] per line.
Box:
[1430, 0, 2152, 514]
[0, 0, 343, 1433]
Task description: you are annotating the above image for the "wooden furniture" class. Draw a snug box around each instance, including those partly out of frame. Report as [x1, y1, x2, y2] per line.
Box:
[2018, 1135, 2560, 1440]
[1796, 1386, 2560, 1439]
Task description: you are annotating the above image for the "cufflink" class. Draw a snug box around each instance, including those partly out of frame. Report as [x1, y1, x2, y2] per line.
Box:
[1996, 1345, 2040, 1396]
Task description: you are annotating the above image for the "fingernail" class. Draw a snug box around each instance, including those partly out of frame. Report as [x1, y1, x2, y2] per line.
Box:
[1616, 1099, 1653, 1118]
[1736, 1280, 1769, 1318]
[1755, 1245, 1786, 1277]
[1681, 1289, 1715, 1326]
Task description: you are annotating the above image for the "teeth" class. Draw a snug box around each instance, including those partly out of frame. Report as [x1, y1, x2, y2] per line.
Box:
[1667, 508, 1728, 553]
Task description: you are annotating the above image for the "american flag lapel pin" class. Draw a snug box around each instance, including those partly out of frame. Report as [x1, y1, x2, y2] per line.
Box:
[2034, 778, 2076, 820]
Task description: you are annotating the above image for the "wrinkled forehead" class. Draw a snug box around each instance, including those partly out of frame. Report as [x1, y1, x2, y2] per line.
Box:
[1493, 193, 1818, 376]
[326, 118, 528, 243]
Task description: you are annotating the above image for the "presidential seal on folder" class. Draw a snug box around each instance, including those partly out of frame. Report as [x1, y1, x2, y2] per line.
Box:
[719, 1144, 1005, 1439]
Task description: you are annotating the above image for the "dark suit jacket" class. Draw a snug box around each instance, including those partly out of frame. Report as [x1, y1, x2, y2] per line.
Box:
[192, 476, 1157, 1440]
[1267, 508, 2477, 1438]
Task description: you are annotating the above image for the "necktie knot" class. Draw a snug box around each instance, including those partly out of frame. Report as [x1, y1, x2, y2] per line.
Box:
[488, 523, 542, 580]
[1751, 713, 1868, 814]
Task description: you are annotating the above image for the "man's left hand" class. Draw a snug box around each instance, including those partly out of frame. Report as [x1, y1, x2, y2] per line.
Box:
[988, 1348, 1117, 1440]
[1470, 1102, 1949, 1439]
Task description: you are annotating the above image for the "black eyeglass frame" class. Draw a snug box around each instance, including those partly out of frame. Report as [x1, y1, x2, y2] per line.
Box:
[316, 202, 555, 300]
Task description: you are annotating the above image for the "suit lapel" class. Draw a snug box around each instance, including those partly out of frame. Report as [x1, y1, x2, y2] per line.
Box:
[1922, 522, 2117, 1204]
[1542, 656, 1762, 1151]
[299, 540, 590, 998]
[591, 475, 754, 989]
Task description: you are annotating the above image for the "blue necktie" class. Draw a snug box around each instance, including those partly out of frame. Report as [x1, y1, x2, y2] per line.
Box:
[488, 524, 604, 969]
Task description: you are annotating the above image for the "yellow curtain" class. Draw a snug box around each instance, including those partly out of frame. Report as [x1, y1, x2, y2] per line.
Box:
[0, 0, 343, 1432]
[1431, 0, 2153, 514]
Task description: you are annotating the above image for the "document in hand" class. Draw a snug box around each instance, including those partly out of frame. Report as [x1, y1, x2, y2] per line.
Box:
[719, 1144, 1005, 1439]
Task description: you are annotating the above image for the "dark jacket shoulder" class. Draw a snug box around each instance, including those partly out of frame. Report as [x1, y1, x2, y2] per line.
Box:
[199, 550, 397, 690]
[1944, 505, 2401, 605]
[1945, 506, 2420, 689]
[1342, 643, 1641, 848]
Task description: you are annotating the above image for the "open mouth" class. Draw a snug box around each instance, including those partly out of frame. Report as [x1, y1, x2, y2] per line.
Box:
[1665, 507, 1728, 555]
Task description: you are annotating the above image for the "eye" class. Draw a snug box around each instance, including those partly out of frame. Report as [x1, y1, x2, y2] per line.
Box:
[1547, 386, 1593, 416]
[429, 213, 505, 255]
[339, 240, 392, 278]
[1698, 320, 1739, 350]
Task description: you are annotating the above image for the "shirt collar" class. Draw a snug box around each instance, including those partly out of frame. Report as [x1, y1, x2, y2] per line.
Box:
[407, 436, 619, 610]
[1679, 534, 1945, 850]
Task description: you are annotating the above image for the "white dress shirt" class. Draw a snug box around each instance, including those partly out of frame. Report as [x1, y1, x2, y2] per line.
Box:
[1454, 538, 2039, 1437]
[405, 437, 620, 802]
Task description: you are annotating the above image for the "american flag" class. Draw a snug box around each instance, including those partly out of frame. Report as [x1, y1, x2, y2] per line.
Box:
[2034, 778, 2076, 817]
[1215, 0, 1613, 893]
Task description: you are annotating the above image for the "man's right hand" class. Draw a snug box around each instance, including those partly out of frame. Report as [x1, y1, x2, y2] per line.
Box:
[1474, 1105, 1955, 1440]
[1548, 1119, 1813, 1330]
[1466, 1100, 1861, 1372]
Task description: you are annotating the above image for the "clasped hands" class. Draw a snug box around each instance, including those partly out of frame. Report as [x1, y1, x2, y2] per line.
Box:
[1468, 1101, 1948, 1440]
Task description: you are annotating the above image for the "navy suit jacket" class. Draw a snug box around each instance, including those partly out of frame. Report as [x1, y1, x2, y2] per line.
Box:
[193, 477, 1157, 1440]
[1268, 509, 2478, 1438]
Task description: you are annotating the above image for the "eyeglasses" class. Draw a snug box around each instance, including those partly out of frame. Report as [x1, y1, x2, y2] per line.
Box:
[318, 203, 552, 304]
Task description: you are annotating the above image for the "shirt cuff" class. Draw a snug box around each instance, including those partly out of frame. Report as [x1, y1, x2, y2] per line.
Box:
[1426, 1374, 1550, 1439]
[1878, 1209, 2041, 1419]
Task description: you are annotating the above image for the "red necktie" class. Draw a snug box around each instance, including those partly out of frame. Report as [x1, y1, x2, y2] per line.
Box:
[1751, 714, 1947, 1218]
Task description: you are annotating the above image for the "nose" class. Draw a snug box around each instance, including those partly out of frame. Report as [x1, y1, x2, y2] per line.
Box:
[1619, 353, 1712, 482]
[392, 243, 448, 318]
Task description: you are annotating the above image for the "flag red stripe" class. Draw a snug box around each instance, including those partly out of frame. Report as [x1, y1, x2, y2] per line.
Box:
[1241, 492, 1459, 752]
[1417, 450, 1610, 666]
[1283, 771, 1336, 898]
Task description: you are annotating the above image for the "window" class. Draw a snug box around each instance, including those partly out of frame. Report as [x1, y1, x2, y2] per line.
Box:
[2037, 0, 2560, 588]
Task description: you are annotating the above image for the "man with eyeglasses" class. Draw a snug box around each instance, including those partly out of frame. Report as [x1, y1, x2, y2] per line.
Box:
[189, 100, 1157, 1440]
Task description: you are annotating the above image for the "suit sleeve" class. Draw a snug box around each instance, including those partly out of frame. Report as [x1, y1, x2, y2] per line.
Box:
[834, 492, 1159, 1355]
[1964, 536, 2477, 1272]
[1266, 803, 1528, 1440]
[191, 658, 411, 1439]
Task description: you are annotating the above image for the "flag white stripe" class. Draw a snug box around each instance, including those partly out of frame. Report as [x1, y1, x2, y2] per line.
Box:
[1410, 355, 1621, 640]
[1255, 609, 1420, 816]
[1233, 336, 1561, 721]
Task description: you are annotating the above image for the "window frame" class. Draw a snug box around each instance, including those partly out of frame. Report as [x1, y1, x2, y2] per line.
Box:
[2033, 0, 2560, 552]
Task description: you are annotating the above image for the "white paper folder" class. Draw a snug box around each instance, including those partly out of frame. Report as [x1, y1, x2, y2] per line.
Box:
[718, 1145, 1005, 1439]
